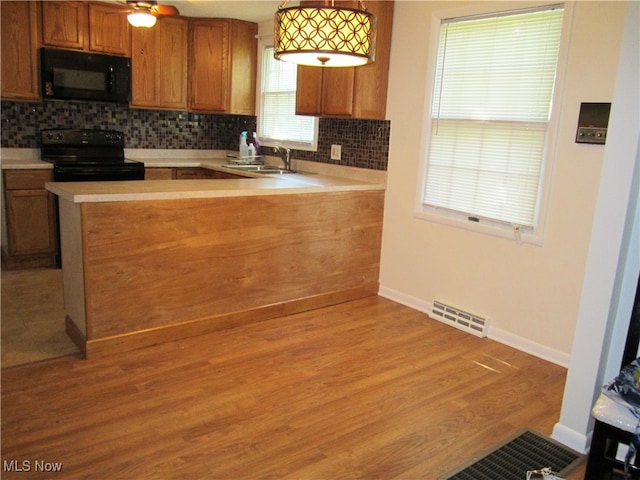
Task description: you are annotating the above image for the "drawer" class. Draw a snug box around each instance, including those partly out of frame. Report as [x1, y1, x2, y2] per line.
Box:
[145, 168, 174, 180]
[4, 170, 54, 190]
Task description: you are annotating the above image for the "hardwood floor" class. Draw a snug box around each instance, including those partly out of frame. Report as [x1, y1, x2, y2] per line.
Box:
[1, 268, 79, 367]
[1, 296, 585, 479]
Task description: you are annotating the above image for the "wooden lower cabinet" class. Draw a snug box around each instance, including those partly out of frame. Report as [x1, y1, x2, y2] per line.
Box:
[173, 167, 202, 180]
[2, 170, 58, 269]
[144, 167, 174, 180]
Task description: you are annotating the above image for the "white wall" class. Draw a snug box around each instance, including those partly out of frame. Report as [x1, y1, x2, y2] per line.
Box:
[380, 1, 629, 366]
[553, 0, 639, 452]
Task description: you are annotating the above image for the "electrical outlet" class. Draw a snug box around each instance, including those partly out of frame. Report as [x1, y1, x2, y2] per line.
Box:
[330, 144, 342, 161]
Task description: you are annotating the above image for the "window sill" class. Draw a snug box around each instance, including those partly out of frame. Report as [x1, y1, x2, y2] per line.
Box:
[413, 207, 544, 246]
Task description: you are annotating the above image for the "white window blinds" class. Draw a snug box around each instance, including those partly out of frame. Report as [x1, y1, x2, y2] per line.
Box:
[259, 46, 317, 148]
[423, 5, 564, 228]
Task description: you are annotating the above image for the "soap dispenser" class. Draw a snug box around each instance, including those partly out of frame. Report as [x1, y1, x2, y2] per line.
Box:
[247, 143, 256, 158]
[253, 132, 261, 155]
[239, 132, 248, 158]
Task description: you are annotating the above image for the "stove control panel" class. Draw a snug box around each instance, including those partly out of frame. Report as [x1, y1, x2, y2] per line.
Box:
[41, 129, 125, 147]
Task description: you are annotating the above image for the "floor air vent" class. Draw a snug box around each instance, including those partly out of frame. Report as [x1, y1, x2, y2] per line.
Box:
[432, 301, 489, 338]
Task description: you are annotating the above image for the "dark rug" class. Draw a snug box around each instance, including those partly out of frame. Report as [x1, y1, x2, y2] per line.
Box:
[439, 429, 583, 480]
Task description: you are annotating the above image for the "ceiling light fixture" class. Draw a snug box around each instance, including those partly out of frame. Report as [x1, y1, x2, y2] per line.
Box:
[274, 0, 376, 68]
[127, 11, 157, 28]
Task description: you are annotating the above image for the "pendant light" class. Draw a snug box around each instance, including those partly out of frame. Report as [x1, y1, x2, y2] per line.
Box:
[274, 1, 377, 67]
[126, 2, 180, 28]
[127, 11, 157, 28]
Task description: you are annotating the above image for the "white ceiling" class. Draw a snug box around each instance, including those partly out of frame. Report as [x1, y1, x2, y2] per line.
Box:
[169, 1, 279, 22]
[107, 0, 302, 24]
[146, 1, 296, 23]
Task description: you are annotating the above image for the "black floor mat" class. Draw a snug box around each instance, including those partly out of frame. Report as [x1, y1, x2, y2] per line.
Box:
[439, 430, 583, 480]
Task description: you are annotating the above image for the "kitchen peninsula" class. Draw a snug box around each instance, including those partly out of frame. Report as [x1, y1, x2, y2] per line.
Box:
[45, 162, 385, 358]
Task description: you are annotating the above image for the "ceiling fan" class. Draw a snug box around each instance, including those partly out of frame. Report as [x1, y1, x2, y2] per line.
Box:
[122, 1, 180, 28]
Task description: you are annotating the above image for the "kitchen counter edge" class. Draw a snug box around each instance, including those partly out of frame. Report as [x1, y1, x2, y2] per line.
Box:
[45, 176, 384, 203]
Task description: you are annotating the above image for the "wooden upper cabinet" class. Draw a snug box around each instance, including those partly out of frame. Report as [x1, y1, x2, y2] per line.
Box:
[189, 19, 229, 112]
[158, 17, 188, 109]
[41, 1, 130, 56]
[228, 20, 258, 116]
[321, 67, 355, 116]
[189, 18, 257, 114]
[295, 0, 394, 120]
[88, 2, 131, 56]
[131, 21, 158, 107]
[1, 1, 40, 101]
[296, 65, 355, 117]
[131, 16, 188, 110]
[352, 0, 394, 119]
[295, 65, 323, 115]
[41, 1, 87, 50]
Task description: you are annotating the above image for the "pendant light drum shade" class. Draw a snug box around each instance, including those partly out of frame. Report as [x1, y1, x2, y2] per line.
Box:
[274, 5, 376, 67]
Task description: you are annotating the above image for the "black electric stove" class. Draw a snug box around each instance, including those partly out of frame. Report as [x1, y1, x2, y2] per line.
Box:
[41, 129, 145, 181]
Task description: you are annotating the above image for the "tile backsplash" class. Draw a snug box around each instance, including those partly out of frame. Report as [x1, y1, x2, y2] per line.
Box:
[1, 100, 389, 171]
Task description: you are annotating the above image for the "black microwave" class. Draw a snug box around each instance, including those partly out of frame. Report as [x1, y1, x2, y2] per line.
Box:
[40, 48, 131, 103]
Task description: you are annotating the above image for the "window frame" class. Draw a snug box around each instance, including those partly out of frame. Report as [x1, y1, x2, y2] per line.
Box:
[414, 2, 573, 246]
[255, 38, 319, 152]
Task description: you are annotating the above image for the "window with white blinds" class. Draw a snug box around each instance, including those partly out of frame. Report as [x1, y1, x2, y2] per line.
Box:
[258, 46, 318, 150]
[422, 5, 564, 229]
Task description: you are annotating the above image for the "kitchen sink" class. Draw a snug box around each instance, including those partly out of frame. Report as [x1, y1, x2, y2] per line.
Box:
[220, 164, 296, 174]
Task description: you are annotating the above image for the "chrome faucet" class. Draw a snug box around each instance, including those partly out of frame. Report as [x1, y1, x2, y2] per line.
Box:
[273, 146, 291, 171]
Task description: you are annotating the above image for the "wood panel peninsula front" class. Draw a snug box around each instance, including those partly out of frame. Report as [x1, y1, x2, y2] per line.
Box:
[46, 173, 385, 358]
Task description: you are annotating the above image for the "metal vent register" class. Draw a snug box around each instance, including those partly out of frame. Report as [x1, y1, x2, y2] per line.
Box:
[440, 430, 583, 480]
[432, 301, 489, 337]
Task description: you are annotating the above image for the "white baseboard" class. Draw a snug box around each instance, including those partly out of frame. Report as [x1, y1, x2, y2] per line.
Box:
[378, 285, 571, 368]
[552, 422, 592, 454]
[489, 326, 570, 368]
[378, 285, 433, 314]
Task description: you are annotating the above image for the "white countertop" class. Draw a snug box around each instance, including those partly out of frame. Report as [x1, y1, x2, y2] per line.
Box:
[2, 148, 386, 203]
[45, 175, 383, 203]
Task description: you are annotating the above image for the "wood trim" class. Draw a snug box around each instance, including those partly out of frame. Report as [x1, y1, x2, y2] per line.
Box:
[81, 202, 92, 339]
[65, 315, 87, 357]
[59, 199, 89, 336]
[82, 284, 378, 359]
